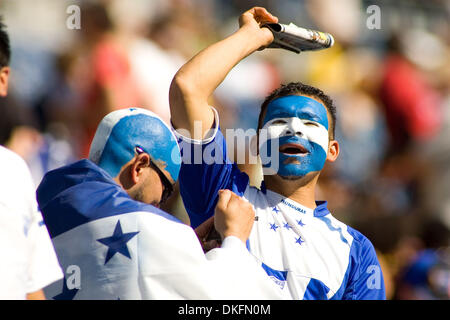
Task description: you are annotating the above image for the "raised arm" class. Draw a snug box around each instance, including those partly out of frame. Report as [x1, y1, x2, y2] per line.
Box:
[169, 7, 278, 139]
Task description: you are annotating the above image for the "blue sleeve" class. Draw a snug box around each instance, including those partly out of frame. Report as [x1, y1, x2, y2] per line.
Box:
[176, 127, 249, 228]
[342, 232, 386, 300]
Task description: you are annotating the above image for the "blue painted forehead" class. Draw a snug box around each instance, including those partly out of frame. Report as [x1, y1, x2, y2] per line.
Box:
[90, 109, 181, 183]
[263, 95, 329, 130]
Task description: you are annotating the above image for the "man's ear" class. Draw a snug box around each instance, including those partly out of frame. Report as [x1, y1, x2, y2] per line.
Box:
[326, 140, 339, 162]
[131, 153, 151, 184]
[0, 67, 10, 97]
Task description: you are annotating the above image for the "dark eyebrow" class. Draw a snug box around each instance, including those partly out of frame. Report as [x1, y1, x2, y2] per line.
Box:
[268, 111, 321, 122]
[266, 111, 292, 119]
[298, 111, 321, 122]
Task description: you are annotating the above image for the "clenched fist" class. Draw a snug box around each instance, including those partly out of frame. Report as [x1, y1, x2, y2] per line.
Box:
[238, 7, 278, 49]
[214, 189, 255, 243]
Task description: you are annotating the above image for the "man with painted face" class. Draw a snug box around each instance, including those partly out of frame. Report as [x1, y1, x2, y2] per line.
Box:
[36, 107, 285, 299]
[170, 7, 386, 300]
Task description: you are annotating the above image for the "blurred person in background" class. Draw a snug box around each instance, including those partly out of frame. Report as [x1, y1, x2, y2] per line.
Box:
[418, 21, 450, 234]
[298, 1, 449, 300]
[375, 17, 449, 300]
[58, 0, 206, 159]
[49, 0, 203, 223]
[380, 32, 442, 153]
[394, 219, 450, 299]
[0, 17, 63, 300]
[61, 2, 142, 158]
[0, 93, 75, 187]
[0, 0, 77, 186]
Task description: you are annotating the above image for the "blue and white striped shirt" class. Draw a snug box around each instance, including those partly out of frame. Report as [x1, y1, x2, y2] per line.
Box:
[175, 115, 386, 300]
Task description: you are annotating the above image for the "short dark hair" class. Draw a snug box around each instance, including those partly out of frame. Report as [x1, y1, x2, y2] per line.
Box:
[0, 17, 10, 68]
[258, 82, 337, 139]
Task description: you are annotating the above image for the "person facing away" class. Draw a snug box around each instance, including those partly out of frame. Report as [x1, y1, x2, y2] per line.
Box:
[37, 107, 286, 299]
[0, 17, 63, 300]
[169, 7, 386, 300]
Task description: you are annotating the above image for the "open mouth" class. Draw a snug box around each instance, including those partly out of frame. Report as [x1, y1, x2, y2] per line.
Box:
[279, 143, 309, 156]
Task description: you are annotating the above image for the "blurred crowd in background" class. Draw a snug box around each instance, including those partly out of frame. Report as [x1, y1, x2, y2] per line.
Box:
[1, 0, 449, 299]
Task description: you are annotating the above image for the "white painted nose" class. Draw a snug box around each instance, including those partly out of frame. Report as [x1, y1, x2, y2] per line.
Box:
[284, 118, 305, 137]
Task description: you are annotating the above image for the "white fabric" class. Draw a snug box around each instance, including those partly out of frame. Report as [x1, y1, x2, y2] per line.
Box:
[244, 187, 353, 299]
[0, 146, 63, 299]
[44, 211, 287, 300]
[171, 107, 220, 146]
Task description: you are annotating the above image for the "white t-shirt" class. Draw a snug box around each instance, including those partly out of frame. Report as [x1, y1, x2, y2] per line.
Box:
[0, 146, 63, 299]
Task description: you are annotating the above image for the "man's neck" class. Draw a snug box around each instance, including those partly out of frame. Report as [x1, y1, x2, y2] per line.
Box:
[263, 173, 319, 210]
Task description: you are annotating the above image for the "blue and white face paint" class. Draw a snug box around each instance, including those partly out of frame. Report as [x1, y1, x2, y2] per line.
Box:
[259, 95, 330, 178]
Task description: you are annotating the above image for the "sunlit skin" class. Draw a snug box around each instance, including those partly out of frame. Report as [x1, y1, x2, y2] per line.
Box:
[0, 66, 9, 96]
[113, 153, 165, 207]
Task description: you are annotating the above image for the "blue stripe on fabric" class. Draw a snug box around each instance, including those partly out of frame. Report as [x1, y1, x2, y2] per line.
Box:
[261, 263, 288, 282]
[37, 159, 181, 238]
[329, 248, 355, 299]
[316, 215, 350, 246]
[303, 278, 330, 300]
[329, 225, 357, 300]
[329, 226, 386, 300]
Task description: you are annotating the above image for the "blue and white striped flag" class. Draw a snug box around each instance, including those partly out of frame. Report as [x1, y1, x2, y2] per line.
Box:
[38, 159, 285, 299]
